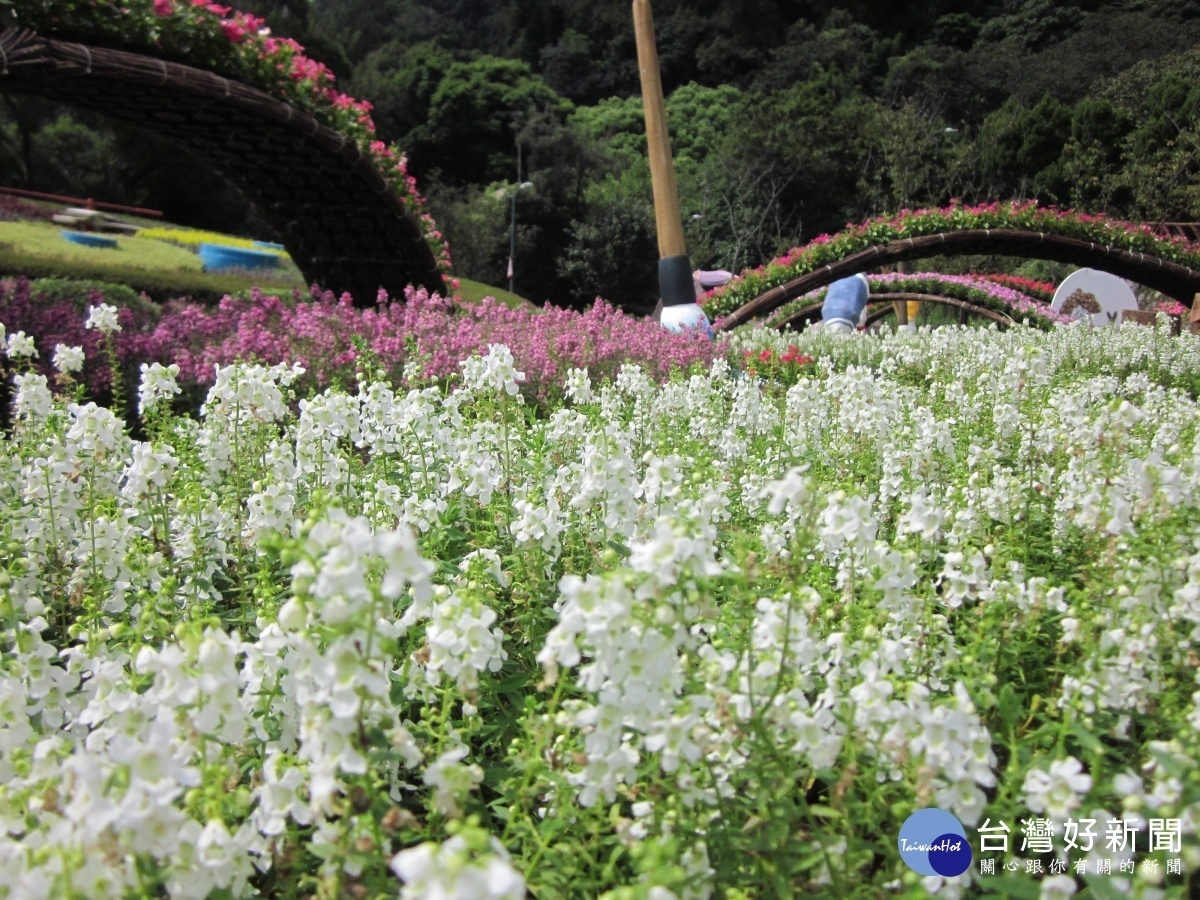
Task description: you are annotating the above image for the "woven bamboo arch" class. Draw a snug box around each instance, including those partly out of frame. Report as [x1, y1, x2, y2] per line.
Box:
[0, 28, 444, 303]
[775, 292, 1016, 332]
[719, 229, 1200, 330]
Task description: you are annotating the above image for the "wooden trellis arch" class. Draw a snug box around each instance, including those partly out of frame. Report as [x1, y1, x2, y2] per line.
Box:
[720, 229, 1200, 330]
[0, 28, 444, 303]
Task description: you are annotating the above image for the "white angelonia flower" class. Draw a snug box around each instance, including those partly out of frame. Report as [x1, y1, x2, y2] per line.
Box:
[564, 367, 593, 403]
[192, 818, 254, 895]
[378, 524, 435, 603]
[252, 754, 312, 836]
[53, 344, 85, 374]
[629, 516, 722, 594]
[84, 302, 121, 334]
[819, 490, 878, 562]
[5, 330, 37, 359]
[121, 441, 178, 499]
[65, 402, 125, 456]
[511, 495, 564, 554]
[391, 833, 525, 900]
[138, 362, 182, 414]
[458, 548, 510, 587]
[1023, 757, 1093, 819]
[13, 372, 55, 423]
[898, 488, 946, 541]
[422, 746, 484, 817]
[460, 344, 525, 396]
[419, 587, 507, 692]
[203, 362, 291, 423]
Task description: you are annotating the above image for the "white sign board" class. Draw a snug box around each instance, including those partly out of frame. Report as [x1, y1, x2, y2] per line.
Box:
[1051, 269, 1138, 327]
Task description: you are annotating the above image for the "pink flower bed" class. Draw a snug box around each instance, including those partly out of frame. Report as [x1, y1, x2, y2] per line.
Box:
[1, 281, 725, 405]
[144, 287, 724, 401]
[1156, 298, 1190, 318]
[979, 274, 1056, 302]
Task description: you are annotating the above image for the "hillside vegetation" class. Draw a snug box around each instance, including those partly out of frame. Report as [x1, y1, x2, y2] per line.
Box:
[4, 0, 1200, 311]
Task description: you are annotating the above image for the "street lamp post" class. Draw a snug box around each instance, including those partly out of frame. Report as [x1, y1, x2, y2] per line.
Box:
[507, 141, 533, 295]
[507, 182, 532, 294]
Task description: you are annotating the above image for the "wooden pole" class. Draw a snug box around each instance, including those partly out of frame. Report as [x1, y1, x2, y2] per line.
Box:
[633, 0, 695, 308]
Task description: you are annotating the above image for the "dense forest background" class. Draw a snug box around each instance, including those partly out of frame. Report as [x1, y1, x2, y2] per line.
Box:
[6, 0, 1200, 311]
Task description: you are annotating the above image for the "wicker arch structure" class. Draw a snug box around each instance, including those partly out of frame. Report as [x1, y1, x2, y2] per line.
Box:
[0, 28, 444, 302]
[719, 229, 1200, 331]
[774, 292, 1016, 332]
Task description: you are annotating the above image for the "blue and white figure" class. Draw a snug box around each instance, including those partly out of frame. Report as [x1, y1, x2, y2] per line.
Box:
[821, 273, 870, 333]
[897, 808, 972, 877]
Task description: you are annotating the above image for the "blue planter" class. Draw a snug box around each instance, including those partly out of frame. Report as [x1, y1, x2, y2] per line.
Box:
[62, 230, 118, 249]
[252, 240, 285, 251]
[199, 243, 281, 273]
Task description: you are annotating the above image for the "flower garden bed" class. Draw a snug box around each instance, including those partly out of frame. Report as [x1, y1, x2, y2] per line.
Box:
[0, 278, 724, 405]
[1, 298, 1199, 896]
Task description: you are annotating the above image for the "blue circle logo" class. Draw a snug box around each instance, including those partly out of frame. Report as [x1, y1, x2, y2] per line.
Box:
[898, 808, 972, 877]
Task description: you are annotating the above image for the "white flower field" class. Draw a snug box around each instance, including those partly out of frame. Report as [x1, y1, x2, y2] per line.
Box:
[1, 321, 1199, 898]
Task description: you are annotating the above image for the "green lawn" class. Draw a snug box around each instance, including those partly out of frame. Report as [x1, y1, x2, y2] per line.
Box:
[0, 218, 530, 307]
[456, 277, 531, 309]
[0, 220, 307, 300]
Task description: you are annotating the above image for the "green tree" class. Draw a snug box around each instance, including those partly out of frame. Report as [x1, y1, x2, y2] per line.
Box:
[1100, 51, 1200, 220]
[559, 171, 659, 316]
[1060, 96, 1133, 211]
[410, 56, 571, 185]
[33, 115, 121, 200]
[426, 182, 511, 285]
[350, 40, 454, 143]
[977, 95, 1071, 202]
[666, 82, 741, 167]
[568, 95, 646, 166]
[866, 102, 943, 211]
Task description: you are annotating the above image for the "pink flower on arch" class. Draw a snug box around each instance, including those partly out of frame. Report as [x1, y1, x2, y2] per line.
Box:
[221, 20, 246, 43]
[153, 0, 173, 17]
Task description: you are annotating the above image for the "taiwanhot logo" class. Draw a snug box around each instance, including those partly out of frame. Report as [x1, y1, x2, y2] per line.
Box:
[897, 808, 972, 877]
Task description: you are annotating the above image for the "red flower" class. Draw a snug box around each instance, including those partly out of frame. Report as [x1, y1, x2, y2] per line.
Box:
[153, 0, 173, 16]
[221, 20, 245, 42]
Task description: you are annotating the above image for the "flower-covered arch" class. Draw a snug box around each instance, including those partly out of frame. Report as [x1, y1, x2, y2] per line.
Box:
[0, 2, 452, 303]
[705, 203, 1200, 330]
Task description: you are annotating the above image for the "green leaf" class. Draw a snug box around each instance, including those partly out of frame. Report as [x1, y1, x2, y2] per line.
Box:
[805, 804, 842, 819]
[605, 539, 630, 559]
[1071, 724, 1106, 757]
